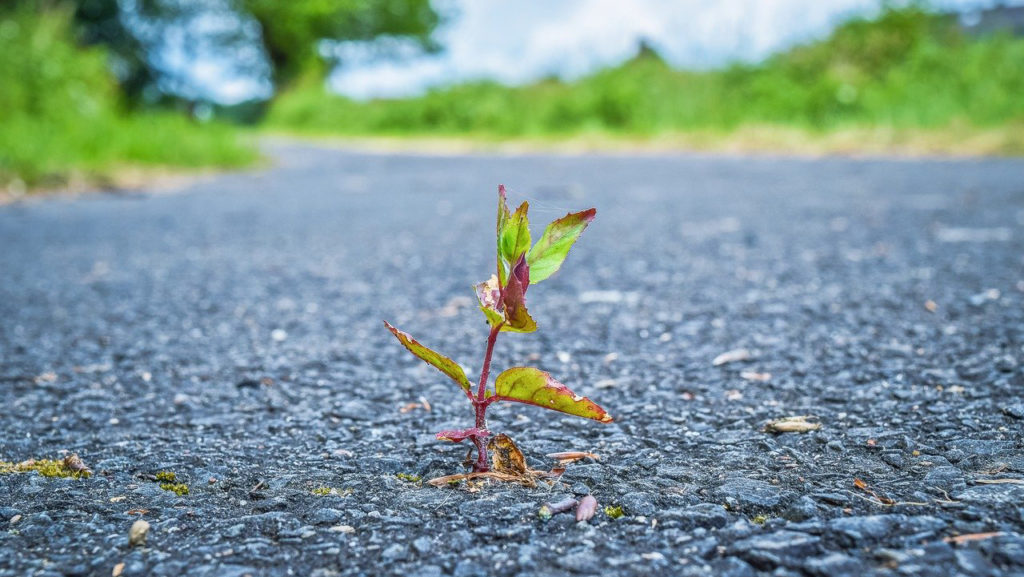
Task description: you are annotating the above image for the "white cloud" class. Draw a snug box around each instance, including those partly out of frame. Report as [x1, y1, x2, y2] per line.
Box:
[329, 0, 1020, 100]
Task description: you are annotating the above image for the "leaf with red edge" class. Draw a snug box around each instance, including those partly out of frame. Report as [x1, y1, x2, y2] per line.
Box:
[436, 427, 489, 442]
[500, 255, 536, 332]
[383, 321, 472, 392]
[528, 208, 596, 284]
[493, 367, 613, 422]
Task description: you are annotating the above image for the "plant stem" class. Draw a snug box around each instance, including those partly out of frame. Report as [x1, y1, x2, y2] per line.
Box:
[471, 321, 503, 471]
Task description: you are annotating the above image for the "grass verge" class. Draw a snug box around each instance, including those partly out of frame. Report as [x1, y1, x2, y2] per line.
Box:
[266, 6, 1024, 157]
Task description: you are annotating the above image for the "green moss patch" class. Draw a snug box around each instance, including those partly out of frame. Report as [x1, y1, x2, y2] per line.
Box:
[159, 482, 190, 496]
[604, 505, 625, 519]
[312, 486, 353, 497]
[0, 457, 92, 479]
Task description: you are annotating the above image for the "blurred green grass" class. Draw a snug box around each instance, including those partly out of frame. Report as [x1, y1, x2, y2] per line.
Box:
[266, 6, 1024, 155]
[0, 8, 256, 190]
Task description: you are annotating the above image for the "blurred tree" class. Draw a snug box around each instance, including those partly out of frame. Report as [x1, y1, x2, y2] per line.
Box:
[239, 0, 441, 89]
[72, 0, 156, 103]
[1, 0, 441, 104]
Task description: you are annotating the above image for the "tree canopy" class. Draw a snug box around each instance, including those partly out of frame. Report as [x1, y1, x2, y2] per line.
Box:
[4, 0, 442, 104]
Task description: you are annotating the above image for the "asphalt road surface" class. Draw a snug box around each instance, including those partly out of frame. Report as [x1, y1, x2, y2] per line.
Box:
[1, 142, 1023, 577]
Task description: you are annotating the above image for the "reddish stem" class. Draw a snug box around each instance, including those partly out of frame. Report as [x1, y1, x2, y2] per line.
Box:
[471, 321, 503, 471]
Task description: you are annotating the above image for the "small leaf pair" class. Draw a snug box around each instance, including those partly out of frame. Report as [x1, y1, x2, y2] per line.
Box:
[383, 323, 611, 422]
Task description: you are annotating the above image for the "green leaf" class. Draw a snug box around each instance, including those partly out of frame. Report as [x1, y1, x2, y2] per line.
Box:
[493, 367, 613, 422]
[527, 208, 596, 284]
[499, 200, 531, 265]
[383, 321, 472, 392]
[501, 304, 537, 333]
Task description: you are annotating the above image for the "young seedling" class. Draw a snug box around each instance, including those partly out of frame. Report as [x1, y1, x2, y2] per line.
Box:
[385, 185, 612, 473]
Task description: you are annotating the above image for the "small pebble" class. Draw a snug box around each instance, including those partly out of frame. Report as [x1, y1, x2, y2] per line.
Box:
[129, 520, 150, 547]
[576, 495, 598, 522]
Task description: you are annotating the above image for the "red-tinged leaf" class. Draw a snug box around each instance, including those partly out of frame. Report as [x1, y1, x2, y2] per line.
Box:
[493, 367, 613, 422]
[500, 255, 536, 332]
[383, 321, 472, 392]
[436, 427, 489, 442]
[527, 208, 596, 283]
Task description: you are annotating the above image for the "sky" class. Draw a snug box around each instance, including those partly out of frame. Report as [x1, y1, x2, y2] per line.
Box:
[187, 0, 1021, 103]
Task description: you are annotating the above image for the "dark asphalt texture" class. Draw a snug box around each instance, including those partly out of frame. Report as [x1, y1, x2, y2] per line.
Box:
[1, 143, 1023, 577]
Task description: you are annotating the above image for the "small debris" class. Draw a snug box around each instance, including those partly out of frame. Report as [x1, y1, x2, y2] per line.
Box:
[539, 497, 578, 521]
[974, 479, 1024, 485]
[112, 563, 125, 577]
[713, 348, 752, 366]
[545, 451, 599, 465]
[63, 454, 93, 476]
[489, 434, 527, 475]
[575, 495, 598, 522]
[129, 520, 150, 546]
[763, 416, 821, 433]
[271, 329, 288, 342]
[641, 552, 665, 561]
[428, 470, 559, 488]
[924, 300, 938, 313]
[853, 478, 895, 505]
[944, 532, 1004, 544]
[9, 514, 21, 524]
[740, 371, 772, 382]
[399, 396, 432, 413]
[329, 525, 355, 534]
[395, 473, 421, 483]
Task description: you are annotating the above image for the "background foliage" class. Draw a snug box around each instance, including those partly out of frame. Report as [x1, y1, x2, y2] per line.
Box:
[3, 3, 1024, 189]
[0, 7, 253, 187]
[267, 7, 1024, 152]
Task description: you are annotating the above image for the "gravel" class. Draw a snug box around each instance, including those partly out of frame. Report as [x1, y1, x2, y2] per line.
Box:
[1, 142, 1022, 576]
